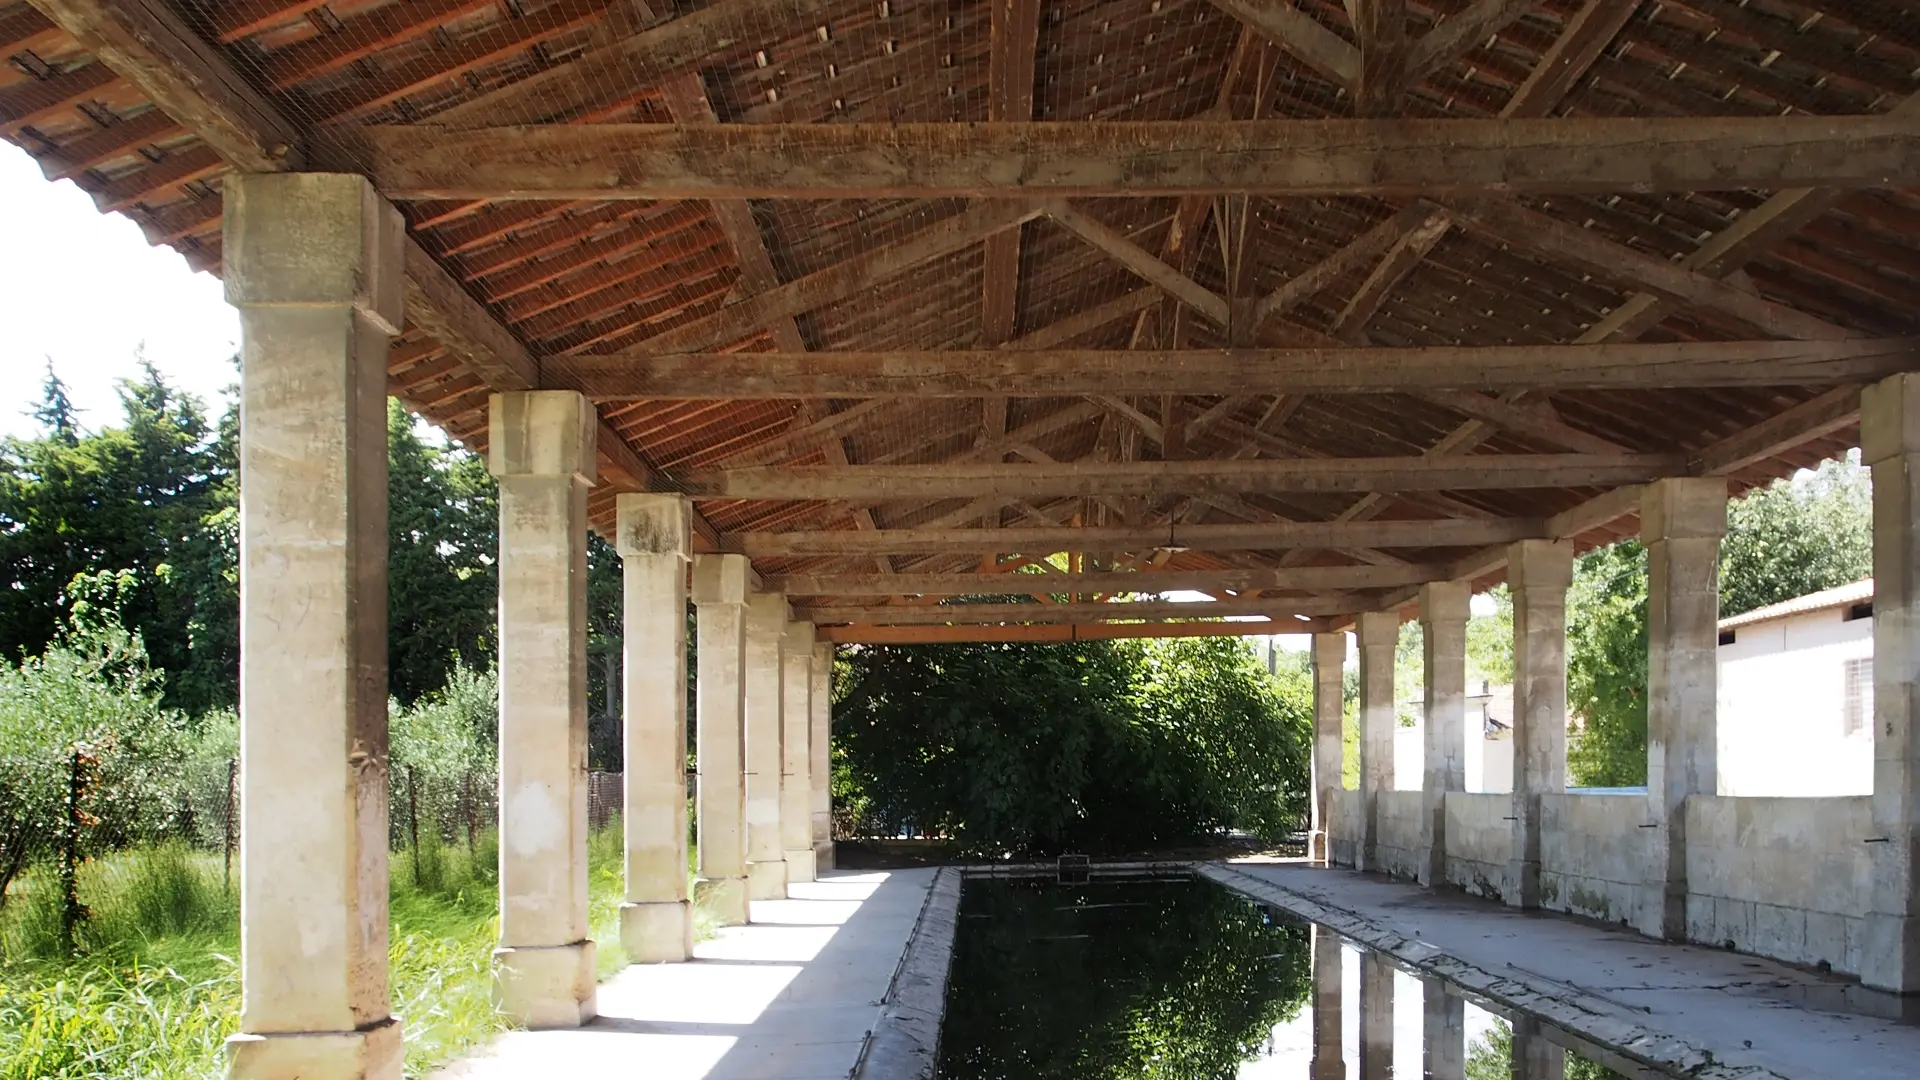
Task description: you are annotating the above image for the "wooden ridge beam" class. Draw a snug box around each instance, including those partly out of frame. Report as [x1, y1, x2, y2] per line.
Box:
[1348, 0, 1410, 115]
[343, 117, 1920, 200]
[543, 339, 1920, 399]
[770, 563, 1448, 596]
[727, 517, 1542, 557]
[805, 595, 1360, 626]
[820, 619, 1332, 644]
[681, 453, 1685, 502]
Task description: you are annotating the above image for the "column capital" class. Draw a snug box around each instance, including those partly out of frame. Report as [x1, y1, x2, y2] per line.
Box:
[224, 173, 404, 331]
[746, 592, 791, 634]
[1311, 630, 1347, 670]
[1418, 581, 1470, 627]
[784, 620, 816, 651]
[615, 493, 692, 559]
[692, 553, 750, 605]
[1641, 477, 1727, 541]
[812, 640, 833, 665]
[1355, 611, 1399, 651]
[1508, 538, 1574, 592]
[488, 391, 597, 485]
[1863, 373, 1920, 466]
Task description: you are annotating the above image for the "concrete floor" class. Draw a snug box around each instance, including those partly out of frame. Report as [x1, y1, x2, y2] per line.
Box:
[438, 869, 935, 1080]
[1217, 860, 1920, 1080]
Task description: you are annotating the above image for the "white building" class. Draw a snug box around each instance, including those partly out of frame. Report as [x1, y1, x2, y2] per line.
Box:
[1715, 578, 1874, 797]
[1395, 683, 1515, 794]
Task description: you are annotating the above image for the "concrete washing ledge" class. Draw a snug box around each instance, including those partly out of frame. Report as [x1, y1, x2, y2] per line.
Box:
[1206, 860, 1920, 1080]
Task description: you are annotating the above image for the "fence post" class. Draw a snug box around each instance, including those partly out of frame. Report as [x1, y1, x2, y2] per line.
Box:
[407, 765, 422, 884]
[224, 757, 238, 895]
[463, 771, 476, 858]
[59, 747, 91, 952]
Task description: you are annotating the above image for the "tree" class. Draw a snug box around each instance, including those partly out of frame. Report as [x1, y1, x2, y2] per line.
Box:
[30, 360, 77, 445]
[1465, 1020, 1625, 1080]
[1718, 455, 1870, 618]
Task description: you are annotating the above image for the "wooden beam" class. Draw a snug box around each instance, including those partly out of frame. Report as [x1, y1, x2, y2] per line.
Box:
[1205, 0, 1361, 91]
[1414, 390, 1626, 454]
[981, 0, 1042, 345]
[728, 517, 1540, 557]
[543, 339, 1920, 399]
[1404, 0, 1539, 89]
[716, 399, 896, 467]
[1349, 0, 1410, 114]
[820, 619, 1330, 644]
[806, 595, 1359, 626]
[1443, 197, 1858, 341]
[345, 117, 1920, 200]
[1691, 385, 1859, 477]
[681, 453, 1684, 502]
[1002, 288, 1161, 350]
[1046, 203, 1231, 324]
[1254, 205, 1429, 330]
[1329, 210, 1450, 342]
[1500, 0, 1640, 118]
[771, 564, 1448, 596]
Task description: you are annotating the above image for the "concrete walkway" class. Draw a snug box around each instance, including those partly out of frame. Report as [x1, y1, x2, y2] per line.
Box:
[1216, 860, 1920, 1080]
[439, 869, 935, 1080]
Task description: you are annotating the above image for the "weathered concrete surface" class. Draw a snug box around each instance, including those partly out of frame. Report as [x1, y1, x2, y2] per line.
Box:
[853, 868, 957, 1080]
[1209, 861, 1920, 1080]
[693, 555, 751, 926]
[1538, 794, 1645, 928]
[809, 643, 835, 872]
[780, 622, 816, 885]
[1422, 582, 1470, 888]
[616, 493, 694, 964]
[1371, 790, 1426, 884]
[226, 171, 404, 1080]
[1443, 793, 1511, 901]
[490, 391, 598, 1030]
[1863, 372, 1920, 992]
[744, 593, 789, 901]
[437, 871, 935, 1080]
[1310, 632, 1346, 866]
[1507, 538, 1571, 911]
[1357, 612, 1397, 873]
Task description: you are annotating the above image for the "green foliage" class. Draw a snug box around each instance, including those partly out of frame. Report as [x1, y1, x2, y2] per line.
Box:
[939, 878, 1310, 1079]
[1464, 1019, 1625, 1080]
[1719, 455, 1870, 618]
[833, 636, 1308, 856]
[1395, 621, 1423, 727]
[1566, 540, 1650, 788]
[1466, 585, 1514, 687]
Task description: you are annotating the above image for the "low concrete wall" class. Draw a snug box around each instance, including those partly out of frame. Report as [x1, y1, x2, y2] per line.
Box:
[1684, 795, 1872, 975]
[1328, 788, 1362, 869]
[1372, 790, 1426, 882]
[1445, 793, 1511, 901]
[1539, 793, 1646, 927]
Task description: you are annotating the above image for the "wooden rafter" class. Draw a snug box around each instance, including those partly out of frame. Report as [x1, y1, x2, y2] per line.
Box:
[727, 517, 1542, 558]
[772, 564, 1447, 596]
[820, 620, 1333, 644]
[805, 596, 1361, 626]
[980, 0, 1042, 345]
[1328, 210, 1451, 343]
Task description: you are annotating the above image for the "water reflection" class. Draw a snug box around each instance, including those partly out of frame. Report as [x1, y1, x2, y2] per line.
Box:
[937, 875, 1636, 1079]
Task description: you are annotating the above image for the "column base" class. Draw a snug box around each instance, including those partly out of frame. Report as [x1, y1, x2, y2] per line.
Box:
[1504, 858, 1542, 910]
[620, 900, 693, 964]
[696, 875, 749, 926]
[493, 942, 597, 1029]
[747, 858, 789, 900]
[1861, 912, 1920, 993]
[226, 1017, 401, 1080]
[1308, 829, 1328, 865]
[814, 840, 836, 872]
[784, 848, 817, 884]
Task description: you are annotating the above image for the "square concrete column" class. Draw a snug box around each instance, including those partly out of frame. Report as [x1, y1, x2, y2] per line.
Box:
[810, 642, 835, 871]
[744, 593, 789, 900]
[1505, 539, 1572, 910]
[781, 621, 816, 884]
[224, 173, 404, 1080]
[693, 554, 750, 926]
[1863, 374, 1920, 992]
[1356, 612, 1398, 873]
[1511, 1016, 1565, 1080]
[1421, 582, 1470, 887]
[1358, 951, 1394, 1080]
[1310, 925, 1344, 1080]
[1640, 478, 1725, 940]
[1423, 981, 1465, 1080]
[489, 391, 597, 1029]
[1310, 632, 1347, 866]
[615, 493, 694, 964]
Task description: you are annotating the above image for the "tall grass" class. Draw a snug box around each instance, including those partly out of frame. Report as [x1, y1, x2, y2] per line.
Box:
[0, 822, 706, 1080]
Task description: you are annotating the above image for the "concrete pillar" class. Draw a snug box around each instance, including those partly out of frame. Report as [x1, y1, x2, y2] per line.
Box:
[1640, 478, 1726, 941]
[223, 173, 404, 1080]
[1356, 612, 1398, 873]
[810, 642, 835, 871]
[1422, 582, 1470, 887]
[489, 391, 597, 1029]
[744, 592, 789, 900]
[1505, 539, 1572, 910]
[781, 622, 816, 883]
[693, 554, 750, 926]
[1309, 925, 1344, 1080]
[1511, 1016, 1565, 1080]
[1423, 981, 1465, 1080]
[615, 493, 693, 964]
[1862, 374, 1920, 992]
[1310, 632, 1346, 865]
[1358, 951, 1394, 1080]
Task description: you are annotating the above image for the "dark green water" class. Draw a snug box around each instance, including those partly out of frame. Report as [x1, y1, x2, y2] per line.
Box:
[935, 874, 1638, 1080]
[938, 876, 1313, 1079]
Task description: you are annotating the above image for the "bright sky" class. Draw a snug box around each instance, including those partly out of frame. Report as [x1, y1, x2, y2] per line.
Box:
[0, 143, 239, 439]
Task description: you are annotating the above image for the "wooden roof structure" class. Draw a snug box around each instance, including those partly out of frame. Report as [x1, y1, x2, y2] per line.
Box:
[8, 0, 1919, 642]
